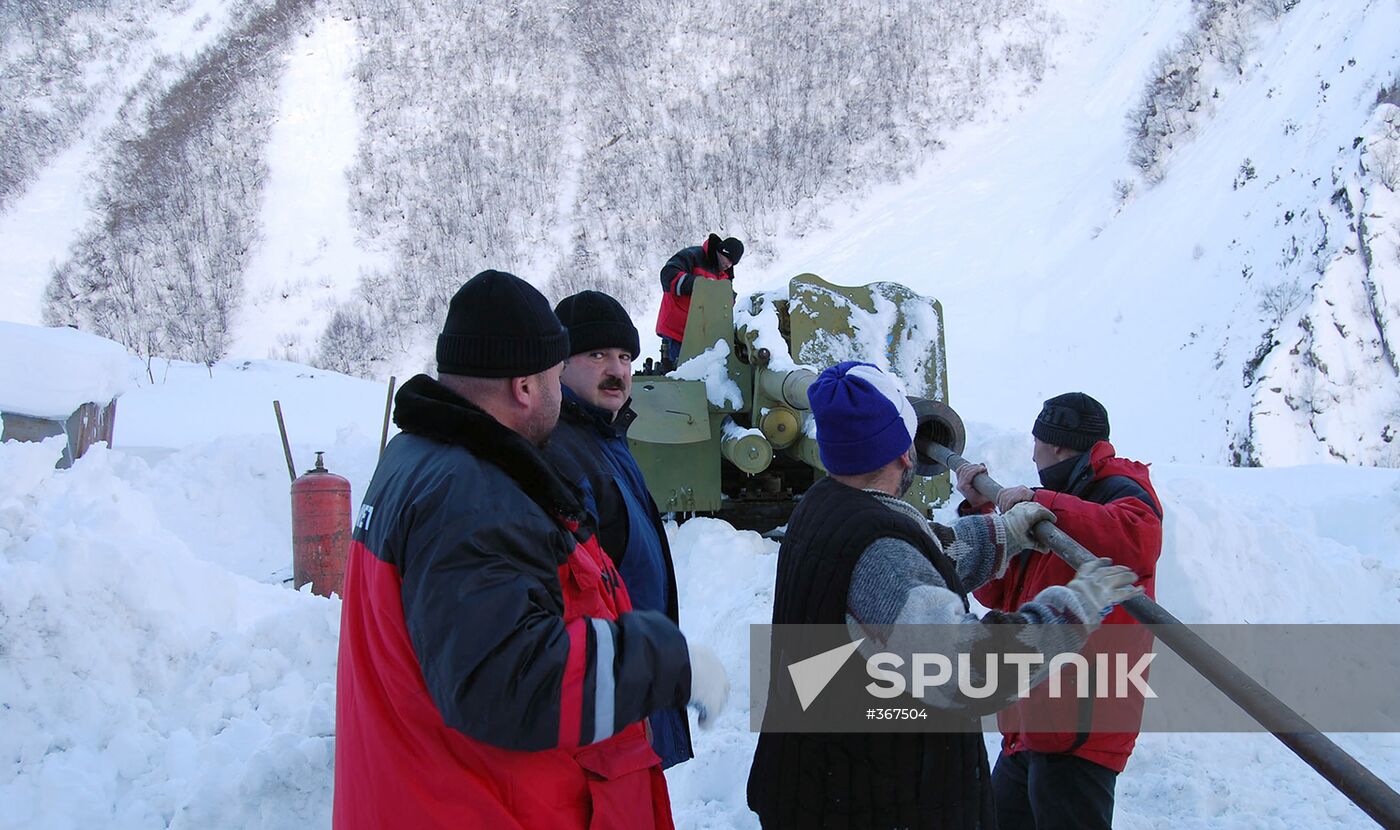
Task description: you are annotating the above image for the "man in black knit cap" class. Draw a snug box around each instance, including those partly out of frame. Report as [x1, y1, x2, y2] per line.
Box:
[545, 290, 695, 771]
[654, 233, 744, 370]
[334, 270, 727, 830]
[955, 392, 1163, 830]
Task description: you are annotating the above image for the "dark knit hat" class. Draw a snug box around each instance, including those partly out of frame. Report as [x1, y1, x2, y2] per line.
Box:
[553, 290, 640, 359]
[808, 361, 918, 475]
[719, 237, 744, 264]
[707, 233, 744, 266]
[436, 269, 570, 378]
[1032, 392, 1110, 452]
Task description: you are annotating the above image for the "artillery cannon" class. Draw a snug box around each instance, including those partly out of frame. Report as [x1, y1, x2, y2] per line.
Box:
[629, 277, 1400, 826]
[629, 273, 964, 530]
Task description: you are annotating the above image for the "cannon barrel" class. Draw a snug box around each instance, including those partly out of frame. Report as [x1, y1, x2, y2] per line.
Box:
[781, 434, 824, 470]
[756, 367, 816, 411]
[759, 406, 802, 449]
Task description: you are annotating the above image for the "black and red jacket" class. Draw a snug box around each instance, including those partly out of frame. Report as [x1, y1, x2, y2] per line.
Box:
[966, 440, 1162, 773]
[655, 235, 734, 341]
[333, 375, 691, 829]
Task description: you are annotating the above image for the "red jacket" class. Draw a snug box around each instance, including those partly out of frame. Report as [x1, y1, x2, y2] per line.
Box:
[655, 237, 733, 341]
[969, 441, 1162, 773]
[334, 376, 689, 829]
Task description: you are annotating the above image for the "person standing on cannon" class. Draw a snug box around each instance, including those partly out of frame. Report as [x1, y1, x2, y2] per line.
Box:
[654, 233, 743, 370]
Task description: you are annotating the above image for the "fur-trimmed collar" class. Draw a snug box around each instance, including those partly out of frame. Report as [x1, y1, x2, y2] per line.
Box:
[393, 374, 587, 524]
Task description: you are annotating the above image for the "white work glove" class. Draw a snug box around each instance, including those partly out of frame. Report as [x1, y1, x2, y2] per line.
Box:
[999, 501, 1056, 554]
[1060, 557, 1143, 630]
[687, 642, 730, 729]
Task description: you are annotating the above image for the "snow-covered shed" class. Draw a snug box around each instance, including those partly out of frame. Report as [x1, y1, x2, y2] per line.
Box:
[0, 322, 131, 468]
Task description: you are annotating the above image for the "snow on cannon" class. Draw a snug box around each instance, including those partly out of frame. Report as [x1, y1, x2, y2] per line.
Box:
[629, 273, 958, 532]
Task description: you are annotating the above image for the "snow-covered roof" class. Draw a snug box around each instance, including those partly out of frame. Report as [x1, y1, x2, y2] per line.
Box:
[0, 322, 131, 418]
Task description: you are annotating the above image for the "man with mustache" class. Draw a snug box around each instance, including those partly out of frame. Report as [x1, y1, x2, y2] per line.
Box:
[545, 289, 696, 770]
[334, 271, 726, 829]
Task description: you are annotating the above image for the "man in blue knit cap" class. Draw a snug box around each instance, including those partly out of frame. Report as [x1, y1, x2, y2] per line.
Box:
[747, 361, 1143, 830]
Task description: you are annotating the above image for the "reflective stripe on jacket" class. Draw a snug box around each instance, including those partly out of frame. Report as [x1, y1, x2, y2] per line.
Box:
[333, 375, 690, 829]
[655, 238, 733, 342]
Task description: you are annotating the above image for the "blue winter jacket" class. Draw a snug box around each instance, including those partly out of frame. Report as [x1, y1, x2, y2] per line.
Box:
[545, 386, 695, 769]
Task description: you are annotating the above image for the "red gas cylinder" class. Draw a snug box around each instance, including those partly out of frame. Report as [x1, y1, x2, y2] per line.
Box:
[291, 451, 351, 597]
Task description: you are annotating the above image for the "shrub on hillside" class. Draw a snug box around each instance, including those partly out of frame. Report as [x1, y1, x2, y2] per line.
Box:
[42, 0, 313, 368]
[336, 0, 1054, 376]
[315, 308, 381, 378]
[1126, 0, 1295, 183]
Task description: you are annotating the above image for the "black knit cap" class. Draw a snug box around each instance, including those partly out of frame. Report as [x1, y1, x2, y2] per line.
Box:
[436, 269, 570, 378]
[707, 233, 744, 266]
[553, 290, 640, 360]
[1032, 392, 1110, 452]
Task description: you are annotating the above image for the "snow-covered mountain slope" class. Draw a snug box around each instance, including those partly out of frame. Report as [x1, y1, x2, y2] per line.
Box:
[0, 0, 244, 323]
[2, 0, 1053, 381]
[759, 0, 1400, 466]
[1246, 102, 1400, 467]
[227, 15, 383, 365]
[2, 0, 1395, 465]
[2, 356, 1398, 828]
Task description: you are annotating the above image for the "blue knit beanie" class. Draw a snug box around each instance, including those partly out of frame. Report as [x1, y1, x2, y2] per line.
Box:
[808, 361, 918, 475]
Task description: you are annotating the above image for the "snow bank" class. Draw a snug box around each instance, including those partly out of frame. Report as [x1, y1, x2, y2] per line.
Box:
[0, 438, 339, 830]
[6, 361, 1400, 829]
[664, 518, 778, 826]
[112, 357, 388, 582]
[116, 357, 389, 451]
[0, 322, 130, 418]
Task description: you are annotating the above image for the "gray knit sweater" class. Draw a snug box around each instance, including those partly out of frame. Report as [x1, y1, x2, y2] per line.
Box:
[845, 491, 1097, 712]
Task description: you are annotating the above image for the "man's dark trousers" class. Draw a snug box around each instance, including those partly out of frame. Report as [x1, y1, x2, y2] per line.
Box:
[992, 750, 1117, 830]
